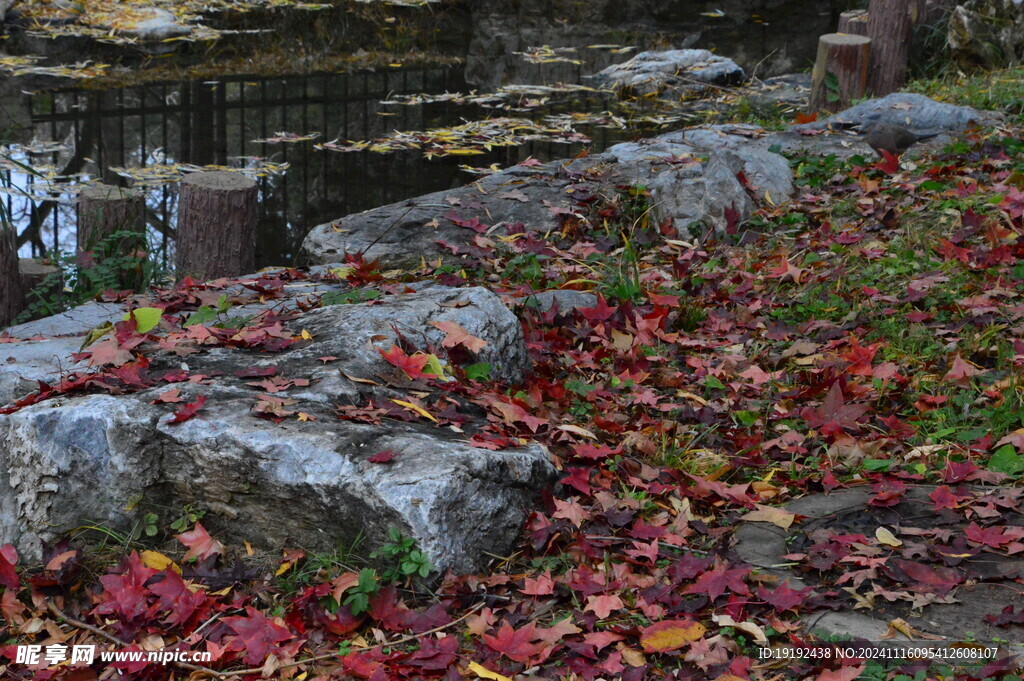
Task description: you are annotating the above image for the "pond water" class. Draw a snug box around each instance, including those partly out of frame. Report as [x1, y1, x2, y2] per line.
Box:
[1, 0, 859, 270]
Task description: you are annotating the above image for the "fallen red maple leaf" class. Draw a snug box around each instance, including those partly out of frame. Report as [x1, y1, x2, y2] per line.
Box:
[0, 544, 18, 589]
[176, 522, 224, 561]
[481, 621, 548, 664]
[684, 559, 751, 600]
[377, 345, 429, 379]
[166, 395, 206, 424]
[223, 606, 294, 665]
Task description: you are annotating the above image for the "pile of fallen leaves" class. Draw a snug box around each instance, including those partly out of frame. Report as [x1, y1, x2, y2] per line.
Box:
[3, 117, 1024, 681]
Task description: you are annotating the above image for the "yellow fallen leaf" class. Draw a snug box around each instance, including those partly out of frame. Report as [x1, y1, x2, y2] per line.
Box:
[140, 550, 179, 573]
[300, 329, 313, 340]
[392, 399, 439, 423]
[467, 661, 512, 681]
[741, 504, 796, 529]
[640, 620, 706, 652]
[712, 614, 769, 645]
[620, 648, 647, 666]
[557, 424, 598, 439]
[875, 527, 902, 547]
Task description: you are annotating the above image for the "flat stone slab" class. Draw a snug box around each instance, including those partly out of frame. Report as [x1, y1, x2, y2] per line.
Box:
[735, 485, 1024, 652]
[0, 278, 557, 575]
[763, 92, 1002, 159]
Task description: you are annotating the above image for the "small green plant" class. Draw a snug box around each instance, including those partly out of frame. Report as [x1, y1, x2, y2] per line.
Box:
[372, 528, 433, 581]
[338, 568, 380, 616]
[141, 512, 160, 538]
[17, 228, 168, 323]
[169, 504, 206, 533]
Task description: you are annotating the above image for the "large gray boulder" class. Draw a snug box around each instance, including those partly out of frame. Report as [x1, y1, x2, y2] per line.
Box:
[948, 0, 1024, 69]
[0, 284, 557, 574]
[607, 124, 794, 233]
[303, 123, 796, 264]
[588, 49, 746, 97]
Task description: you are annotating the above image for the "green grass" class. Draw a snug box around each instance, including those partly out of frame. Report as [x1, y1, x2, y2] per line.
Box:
[908, 66, 1024, 117]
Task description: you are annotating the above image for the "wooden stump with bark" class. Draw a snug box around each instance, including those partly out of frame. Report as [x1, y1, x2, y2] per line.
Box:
[0, 221, 21, 327]
[809, 33, 872, 113]
[176, 171, 257, 281]
[866, 0, 917, 96]
[838, 9, 869, 36]
[77, 182, 145, 252]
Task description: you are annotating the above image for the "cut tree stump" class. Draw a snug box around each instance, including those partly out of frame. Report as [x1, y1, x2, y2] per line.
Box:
[866, 0, 917, 96]
[0, 221, 21, 327]
[76, 182, 145, 252]
[77, 182, 147, 290]
[176, 170, 257, 281]
[837, 9, 869, 36]
[18, 258, 61, 320]
[809, 33, 871, 113]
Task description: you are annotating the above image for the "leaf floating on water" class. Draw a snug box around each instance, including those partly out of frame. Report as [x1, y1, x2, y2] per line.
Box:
[514, 45, 582, 65]
[316, 117, 591, 158]
[0, 55, 109, 80]
[252, 131, 321, 144]
[108, 160, 289, 187]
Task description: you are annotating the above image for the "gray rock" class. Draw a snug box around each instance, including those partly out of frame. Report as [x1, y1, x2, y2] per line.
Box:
[588, 49, 746, 97]
[302, 156, 612, 268]
[156, 386, 554, 574]
[0, 338, 90, 406]
[607, 124, 795, 233]
[6, 302, 123, 338]
[0, 284, 556, 573]
[514, 289, 600, 316]
[304, 123, 796, 264]
[0, 387, 556, 575]
[0, 395, 165, 559]
[762, 93, 1001, 159]
[797, 92, 999, 132]
[948, 0, 1024, 70]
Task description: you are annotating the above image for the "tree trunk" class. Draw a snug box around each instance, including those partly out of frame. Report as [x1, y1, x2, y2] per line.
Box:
[866, 0, 917, 96]
[18, 257, 61, 319]
[0, 221, 21, 328]
[176, 171, 257, 281]
[838, 9, 869, 36]
[809, 33, 872, 114]
[77, 182, 145, 252]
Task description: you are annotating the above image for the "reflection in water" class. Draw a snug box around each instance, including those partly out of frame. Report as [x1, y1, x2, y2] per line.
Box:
[11, 67, 466, 267]
[7, 65, 637, 269]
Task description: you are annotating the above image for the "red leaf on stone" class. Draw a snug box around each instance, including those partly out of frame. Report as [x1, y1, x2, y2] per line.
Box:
[428, 320, 487, 353]
[377, 345, 428, 380]
[368, 450, 395, 463]
[167, 395, 206, 424]
[891, 559, 963, 595]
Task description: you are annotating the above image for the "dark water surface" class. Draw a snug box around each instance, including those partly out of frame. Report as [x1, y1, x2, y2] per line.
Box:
[1, 0, 858, 269]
